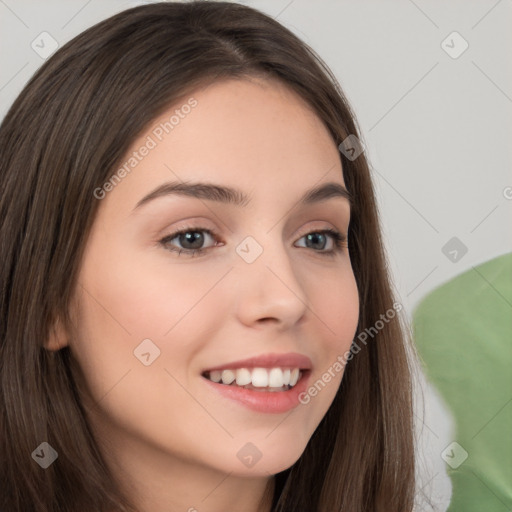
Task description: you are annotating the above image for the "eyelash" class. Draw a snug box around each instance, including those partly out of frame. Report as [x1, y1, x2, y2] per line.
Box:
[159, 226, 348, 258]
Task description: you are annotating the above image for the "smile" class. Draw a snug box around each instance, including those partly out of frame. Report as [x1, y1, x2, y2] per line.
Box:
[202, 367, 302, 391]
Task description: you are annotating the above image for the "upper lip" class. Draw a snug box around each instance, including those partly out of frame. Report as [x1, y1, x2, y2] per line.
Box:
[203, 352, 312, 373]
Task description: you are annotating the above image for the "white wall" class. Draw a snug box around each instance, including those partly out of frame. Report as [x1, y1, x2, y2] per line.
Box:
[1, 1, 511, 510]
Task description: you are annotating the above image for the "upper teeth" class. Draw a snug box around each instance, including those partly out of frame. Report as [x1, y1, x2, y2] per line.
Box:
[207, 367, 301, 388]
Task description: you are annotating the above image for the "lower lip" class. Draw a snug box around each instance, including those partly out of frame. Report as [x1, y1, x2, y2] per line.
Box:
[202, 371, 311, 414]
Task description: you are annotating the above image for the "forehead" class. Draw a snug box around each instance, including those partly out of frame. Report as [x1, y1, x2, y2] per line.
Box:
[100, 76, 347, 216]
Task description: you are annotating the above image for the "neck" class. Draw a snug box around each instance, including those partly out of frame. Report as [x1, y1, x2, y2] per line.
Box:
[96, 426, 276, 512]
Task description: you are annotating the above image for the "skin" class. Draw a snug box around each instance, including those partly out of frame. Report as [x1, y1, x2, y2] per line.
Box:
[47, 76, 359, 512]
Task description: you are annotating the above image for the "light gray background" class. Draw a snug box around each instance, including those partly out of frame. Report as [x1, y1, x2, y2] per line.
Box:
[1, 1, 511, 510]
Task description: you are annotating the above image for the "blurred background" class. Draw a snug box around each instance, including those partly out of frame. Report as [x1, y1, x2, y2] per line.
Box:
[1, 1, 511, 510]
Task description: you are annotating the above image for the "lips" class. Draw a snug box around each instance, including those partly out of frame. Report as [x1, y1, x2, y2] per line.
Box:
[202, 352, 312, 373]
[203, 367, 311, 414]
[200, 352, 313, 413]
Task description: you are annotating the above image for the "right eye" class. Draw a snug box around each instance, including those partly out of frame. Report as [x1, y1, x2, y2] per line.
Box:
[159, 227, 221, 257]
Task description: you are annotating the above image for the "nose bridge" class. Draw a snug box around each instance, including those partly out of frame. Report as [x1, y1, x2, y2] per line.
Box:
[233, 229, 309, 325]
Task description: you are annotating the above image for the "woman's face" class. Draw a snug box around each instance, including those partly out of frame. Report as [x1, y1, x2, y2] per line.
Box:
[66, 77, 359, 481]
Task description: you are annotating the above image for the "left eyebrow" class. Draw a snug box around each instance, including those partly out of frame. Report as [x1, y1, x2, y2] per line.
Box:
[132, 180, 352, 211]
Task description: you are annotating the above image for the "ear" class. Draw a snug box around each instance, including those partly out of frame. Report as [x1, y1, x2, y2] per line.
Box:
[44, 314, 70, 351]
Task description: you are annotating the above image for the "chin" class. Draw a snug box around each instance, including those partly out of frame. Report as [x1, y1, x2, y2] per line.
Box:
[224, 442, 307, 477]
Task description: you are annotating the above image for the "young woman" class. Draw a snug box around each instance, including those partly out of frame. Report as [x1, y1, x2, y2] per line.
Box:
[0, 2, 417, 511]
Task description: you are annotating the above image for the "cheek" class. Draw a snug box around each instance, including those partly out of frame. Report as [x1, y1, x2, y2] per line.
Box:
[306, 261, 360, 348]
[78, 237, 223, 337]
[68, 259, 229, 451]
[69, 246, 229, 393]
[290, 262, 359, 422]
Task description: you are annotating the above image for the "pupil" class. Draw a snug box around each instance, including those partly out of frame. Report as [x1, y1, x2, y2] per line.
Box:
[306, 233, 326, 250]
[181, 231, 204, 249]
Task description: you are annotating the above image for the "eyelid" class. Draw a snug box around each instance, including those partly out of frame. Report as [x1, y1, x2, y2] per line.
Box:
[294, 222, 345, 241]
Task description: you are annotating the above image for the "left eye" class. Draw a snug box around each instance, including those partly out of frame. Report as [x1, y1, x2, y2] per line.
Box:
[159, 227, 347, 257]
[295, 230, 341, 251]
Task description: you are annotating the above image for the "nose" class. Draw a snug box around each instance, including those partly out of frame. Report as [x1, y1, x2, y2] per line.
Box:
[233, 236, 309, 330]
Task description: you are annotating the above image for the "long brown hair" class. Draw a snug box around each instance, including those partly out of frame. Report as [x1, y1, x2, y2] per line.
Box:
[0, 2, 416, 510]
